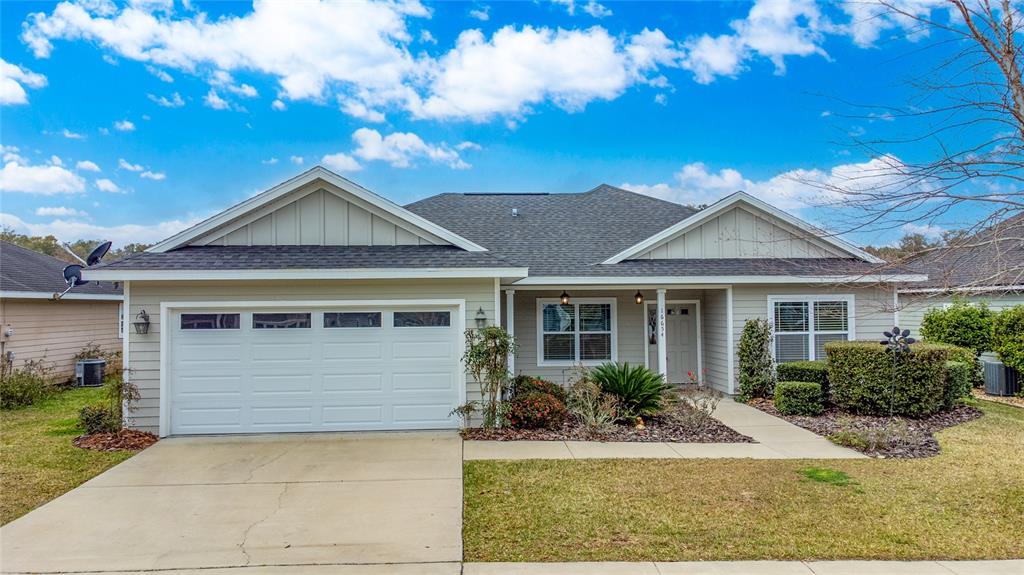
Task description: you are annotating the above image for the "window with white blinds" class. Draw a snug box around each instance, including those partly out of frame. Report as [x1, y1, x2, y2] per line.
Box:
[769, 296, 854, 362]
[537, 298, 616, 365]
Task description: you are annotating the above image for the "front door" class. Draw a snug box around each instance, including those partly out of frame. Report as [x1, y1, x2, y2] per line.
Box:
[647, 303, 698, 384]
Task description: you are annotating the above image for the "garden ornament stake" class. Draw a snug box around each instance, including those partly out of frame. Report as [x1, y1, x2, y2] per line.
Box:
[880, 326, 916, 417]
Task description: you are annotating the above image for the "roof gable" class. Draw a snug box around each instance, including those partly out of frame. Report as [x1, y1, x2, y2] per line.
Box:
[602, 192, 883, 264]
[149, 167, 487, 253]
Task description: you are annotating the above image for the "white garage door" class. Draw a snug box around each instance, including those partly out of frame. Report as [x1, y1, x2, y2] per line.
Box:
[167, 305, 462, 435]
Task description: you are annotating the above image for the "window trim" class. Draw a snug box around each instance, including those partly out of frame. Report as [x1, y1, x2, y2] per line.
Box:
[536, 297, 617, 367]
[118, 302, 124, 339]
[767, 294, 856, 362]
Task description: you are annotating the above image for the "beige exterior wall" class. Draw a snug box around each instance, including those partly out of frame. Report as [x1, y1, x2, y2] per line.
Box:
[637, 206, 846, 259]
[0, 297, 121, 382]
[701, 288, 731, 392]
[898, 291, 1024, 338]
[125, 278, 496, 434]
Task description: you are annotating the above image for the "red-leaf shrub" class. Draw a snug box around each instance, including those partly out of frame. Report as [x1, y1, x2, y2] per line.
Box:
[505, 391, 568, 429]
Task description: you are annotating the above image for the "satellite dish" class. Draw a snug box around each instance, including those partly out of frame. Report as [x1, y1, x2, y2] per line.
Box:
[86, 241, 112, 266]
[62, 264, 89, 287]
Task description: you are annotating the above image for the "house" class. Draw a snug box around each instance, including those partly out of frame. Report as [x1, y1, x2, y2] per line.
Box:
[84, 166, 925, 437]
[0, 241, 123, 382]
[897, 213, 1024, 336]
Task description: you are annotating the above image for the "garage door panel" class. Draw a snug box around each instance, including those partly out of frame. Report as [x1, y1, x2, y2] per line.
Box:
[169, 305, 461, 435]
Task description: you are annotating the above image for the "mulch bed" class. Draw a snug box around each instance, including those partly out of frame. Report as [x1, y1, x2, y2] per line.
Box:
[749, 399, 983, 458]
[74, 429, 159, 452]
[973, 388, 1024, 409]
[462, 406, 754, 443]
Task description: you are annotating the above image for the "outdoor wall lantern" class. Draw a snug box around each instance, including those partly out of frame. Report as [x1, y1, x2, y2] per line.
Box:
[560, 291, 571, 305]
[634, 291, 644, 305]
[475, 307, 488, 329]
[133, 309, 151, 335]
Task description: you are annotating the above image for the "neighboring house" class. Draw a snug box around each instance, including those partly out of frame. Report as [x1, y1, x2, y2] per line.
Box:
[898, 213, 1024, 336]
[85, 166, 924, 436]
[0, 241, 123, 382]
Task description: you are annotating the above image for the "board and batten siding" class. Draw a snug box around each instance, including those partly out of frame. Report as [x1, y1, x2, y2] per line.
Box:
[0, 298, 121, 382]
[194, 184, 443, 247]
[637, 206, 846, 260]
[125, 279, 495, 434]
[898, 291, 1024, 338]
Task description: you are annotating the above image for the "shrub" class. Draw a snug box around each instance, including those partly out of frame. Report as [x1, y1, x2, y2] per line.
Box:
[0, 359, 53, 410]
[826, 341, 962, 417]
[78, 404, 120, 435]
[943, 344, 984, 389]
[566, 366, 619, 432]
[591, 362, 670, 420]
[993, 305, 1024, 373]
[73, 342, 123, 378]
[944, 361, 972, 409]
[738, 318, 775, 401]
[828, 418, 918, 452]
[774, 381, 823, 416]
[504, 392, 568, 429]
[511, 375, 567, 403]
[671, 386, 722, 431]
[776, 360, 829, 399]
[463, 326, 516, 428]
[920, 298, 995, 355]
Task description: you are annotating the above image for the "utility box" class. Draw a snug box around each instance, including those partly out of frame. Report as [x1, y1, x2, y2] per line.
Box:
[983, 358, 1021, 397]
[75, 359, 106, 387]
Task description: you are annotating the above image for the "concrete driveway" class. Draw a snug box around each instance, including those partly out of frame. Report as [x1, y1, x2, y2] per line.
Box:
[0, 431, 462, 574]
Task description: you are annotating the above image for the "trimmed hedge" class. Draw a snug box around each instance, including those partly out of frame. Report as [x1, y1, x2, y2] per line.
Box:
[944, 361, 972, 410]
[774, 381, 823, 416]
[993, 305, 1024, 373]
[826, 341, 971, 417]
[776, 360, 829, 399]
[920, 299, 994, 355]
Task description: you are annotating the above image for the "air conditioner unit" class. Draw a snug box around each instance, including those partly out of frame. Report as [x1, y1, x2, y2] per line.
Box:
[983, 358, 1021, 397]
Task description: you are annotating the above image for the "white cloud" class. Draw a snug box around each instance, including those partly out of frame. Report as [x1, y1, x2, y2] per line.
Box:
[76, 160, 101, 172]
[902, 222, 946, 240]
[261, 157, 279, 165]
[455, 141, 481, 151]
[114, 119, 135, 131]
[0, 211, 203, 247]
[469, 6, 490, 21]
[583, 1, 612, 18]
[36, 206, 87, 217]
[290, 155, 304, 165]
[420, 30, 437, 44]
[148, 91, 184, 107]
[0, 58, 47, 105]
[340, 99, 386, 122]
[49, 155, 63, 167]
[321, 152, 362, 172]
[1, 145, 26, 164]
[118, 158, 144, 171]
[227, 83, 258, 98]
[0, 158, 86, 195]
[838, 1, 944, 48]
[350, 127, 469, 169]
[271, 99, 286, 111]
[95, 178, 122, 193]
[204, 89, 229, 110]
[140, 170, 166, 180]
[62, 128, 85, 139]
[145, 64, 173, 82]
[654, 93, 667, 105]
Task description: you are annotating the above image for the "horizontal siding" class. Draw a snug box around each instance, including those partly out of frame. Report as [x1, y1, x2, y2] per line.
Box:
[898, 291, 1024, 339]
[126, 279, 495, 434]
[0, 298, 121, 382]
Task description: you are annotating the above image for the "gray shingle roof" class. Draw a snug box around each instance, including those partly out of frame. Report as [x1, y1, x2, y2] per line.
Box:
[902, 213, 1024, 290]
[0, 241, 122, 296]
[93, 245, 521, 270]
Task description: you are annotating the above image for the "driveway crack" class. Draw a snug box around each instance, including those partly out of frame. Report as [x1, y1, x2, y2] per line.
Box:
[237, 482, 290, 566]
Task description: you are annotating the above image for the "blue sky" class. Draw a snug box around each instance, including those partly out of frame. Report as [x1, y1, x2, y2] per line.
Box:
[0, 0, 966, 247]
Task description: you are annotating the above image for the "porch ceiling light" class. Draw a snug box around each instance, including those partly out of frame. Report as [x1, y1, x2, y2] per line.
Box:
[634, 291, 644, 304]
[560, 290, 571, 305]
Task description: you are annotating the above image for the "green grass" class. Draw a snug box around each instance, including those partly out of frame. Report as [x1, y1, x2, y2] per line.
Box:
[1, 385, 134, 525]
[464, 400, 1024, 561]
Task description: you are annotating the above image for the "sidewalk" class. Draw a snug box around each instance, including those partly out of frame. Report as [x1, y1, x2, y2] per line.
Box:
[464, 400, 865, 460]
[463, 560, 1023, 574]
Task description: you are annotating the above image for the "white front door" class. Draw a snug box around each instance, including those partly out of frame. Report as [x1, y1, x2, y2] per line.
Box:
[648, 303, 698, 383]
[167, 305, 462, 435]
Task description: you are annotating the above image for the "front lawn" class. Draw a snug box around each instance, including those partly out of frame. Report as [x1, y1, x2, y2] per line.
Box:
[464, 400, 1024, 561]
[1, 385, 135, 525]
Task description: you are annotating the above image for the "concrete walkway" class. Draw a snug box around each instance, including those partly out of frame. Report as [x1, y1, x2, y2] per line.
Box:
[465, 400, 865, 460]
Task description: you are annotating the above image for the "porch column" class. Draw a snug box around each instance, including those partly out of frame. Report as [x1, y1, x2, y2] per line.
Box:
[656, 289, 668, 378]
[505, 289, 515, 376]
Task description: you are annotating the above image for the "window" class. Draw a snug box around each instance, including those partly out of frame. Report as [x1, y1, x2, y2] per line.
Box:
[181, 313, 241, 330]
[769, 296, 853, 362]
[324, 312, 381, 328]
[252, 313, 311, 329]
[394, 311, 451, 327]
[537, 299, 615, 365]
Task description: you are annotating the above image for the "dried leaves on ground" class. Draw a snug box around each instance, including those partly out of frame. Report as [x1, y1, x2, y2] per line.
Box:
[972, 388, 1024, 408]
[74, 429, 158, 452]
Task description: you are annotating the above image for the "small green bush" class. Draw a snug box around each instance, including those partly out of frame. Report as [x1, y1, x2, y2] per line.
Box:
[738, 318, 775, 401]
[504, 392, 567, 429]
[776, 360, 829, 399]
[78, 404, 120, 435]
[0, 359, 53, 410]
[591, 362, 670, 419]
[993, 305, 1024, 373]
[826, 340, 963, 417]
[920, 298, 995, 355]
[511, 375, 567, 403]
[774, 381, 823, 416]
[944, 361, 972, 409]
